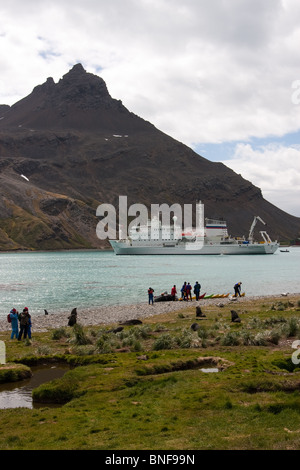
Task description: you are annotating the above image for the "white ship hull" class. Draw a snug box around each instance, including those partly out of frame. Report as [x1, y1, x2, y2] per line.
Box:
[109, 240, 279, 255]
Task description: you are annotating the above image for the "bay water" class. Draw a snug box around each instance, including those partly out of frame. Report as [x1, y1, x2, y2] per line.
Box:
[0, 248, 299, 318]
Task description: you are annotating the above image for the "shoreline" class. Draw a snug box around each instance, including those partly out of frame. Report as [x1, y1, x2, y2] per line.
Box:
[0, 293, 299, 333]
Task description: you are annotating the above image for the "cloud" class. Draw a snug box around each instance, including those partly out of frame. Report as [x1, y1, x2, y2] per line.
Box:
[96, 0, 300, 144]
[1, 1, 300, 142]
[221, 143, 300, 217]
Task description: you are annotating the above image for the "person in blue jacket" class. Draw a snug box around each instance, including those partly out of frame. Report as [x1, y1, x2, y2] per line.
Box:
[9, 308, 19, 339]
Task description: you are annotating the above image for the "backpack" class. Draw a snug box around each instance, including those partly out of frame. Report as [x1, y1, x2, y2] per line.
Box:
[7, 314, 11, 323]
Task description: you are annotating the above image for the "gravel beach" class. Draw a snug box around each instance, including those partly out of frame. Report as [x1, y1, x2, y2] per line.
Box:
[1, 293, 299, 333]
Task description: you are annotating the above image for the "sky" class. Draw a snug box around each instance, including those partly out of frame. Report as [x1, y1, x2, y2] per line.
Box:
[0, 0, 300, 217]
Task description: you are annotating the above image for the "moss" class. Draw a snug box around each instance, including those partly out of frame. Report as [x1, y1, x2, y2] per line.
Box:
[0, 363, 32, 383]
[32, 370, 83, 404]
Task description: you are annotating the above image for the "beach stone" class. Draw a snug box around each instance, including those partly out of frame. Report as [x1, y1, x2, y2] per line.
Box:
[137, 355, 148, 361]
[115, 347, 131, 353]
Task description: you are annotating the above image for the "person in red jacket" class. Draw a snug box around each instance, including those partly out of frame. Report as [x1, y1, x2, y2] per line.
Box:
[148, 287, 154, 305]
[171, 285, 177, 300]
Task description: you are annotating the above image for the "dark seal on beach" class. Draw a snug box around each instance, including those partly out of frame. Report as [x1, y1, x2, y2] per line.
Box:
[107, 326, 124, 334]
[68, 308, 77, 326]
[119, 319, 142, 325]
[196, 306, 206, 317]
[231, 310, 241, 322]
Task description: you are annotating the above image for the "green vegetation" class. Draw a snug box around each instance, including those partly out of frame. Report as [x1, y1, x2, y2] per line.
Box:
[0, 295, 300, 450]
[0, 198, 93, 251]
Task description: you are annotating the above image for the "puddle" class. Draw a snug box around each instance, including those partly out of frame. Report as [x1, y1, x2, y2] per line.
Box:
[0, 364, 68, 409]
[200, 368, 219, 373]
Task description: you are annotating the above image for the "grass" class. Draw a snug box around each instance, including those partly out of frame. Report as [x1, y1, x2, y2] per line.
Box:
[0, 294, 300, 450]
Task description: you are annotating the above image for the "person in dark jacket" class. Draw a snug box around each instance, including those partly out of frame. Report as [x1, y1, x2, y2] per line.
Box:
[18, 307, 31, 341]
[181, 282, 187, 300]
[194, 281, 201, 301]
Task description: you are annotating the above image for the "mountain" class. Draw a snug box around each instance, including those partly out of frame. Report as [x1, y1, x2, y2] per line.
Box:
[0, 63, 299, 251]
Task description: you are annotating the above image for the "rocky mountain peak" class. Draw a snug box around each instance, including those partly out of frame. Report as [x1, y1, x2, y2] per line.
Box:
[0, 64, 140, 132]
[65, 63, 86, 76]
[58, 63, 110, 99]
[30, 63, 111, 105]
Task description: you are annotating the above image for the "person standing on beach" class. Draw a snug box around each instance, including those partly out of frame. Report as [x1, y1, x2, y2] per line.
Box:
[194, 281, 201, 301]
[234, 282, 242, 297]
[18, 307, 31, 341]
[9, 308, 19, 340]
[171, 285, 177, 301]
[148, 287, 154, 305]
[28, 315, 32, 339]
[186, 282, 192, 301]
[181, 282, 187, 300]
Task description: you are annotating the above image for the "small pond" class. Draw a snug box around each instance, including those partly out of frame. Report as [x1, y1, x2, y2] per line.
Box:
[0, 364, 69, 409]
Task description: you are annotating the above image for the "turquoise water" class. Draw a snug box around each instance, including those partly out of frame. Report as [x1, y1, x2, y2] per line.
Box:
[0, 248, 299, 318]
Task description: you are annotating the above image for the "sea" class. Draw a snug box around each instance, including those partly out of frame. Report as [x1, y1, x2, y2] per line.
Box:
[0, 248, 299, 318]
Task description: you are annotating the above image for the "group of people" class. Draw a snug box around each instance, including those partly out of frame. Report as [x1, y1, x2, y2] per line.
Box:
[148, 280, 243, 304]
[180, 281, 202, 301]
[9, 307, 32, 341]
[148, 281, 202, 304]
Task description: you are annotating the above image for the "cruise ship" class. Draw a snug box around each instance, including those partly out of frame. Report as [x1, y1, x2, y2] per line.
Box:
[109, 202, 279, 255]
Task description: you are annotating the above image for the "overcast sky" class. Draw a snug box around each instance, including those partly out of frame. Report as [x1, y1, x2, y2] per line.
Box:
[1, 0, 300, 216]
